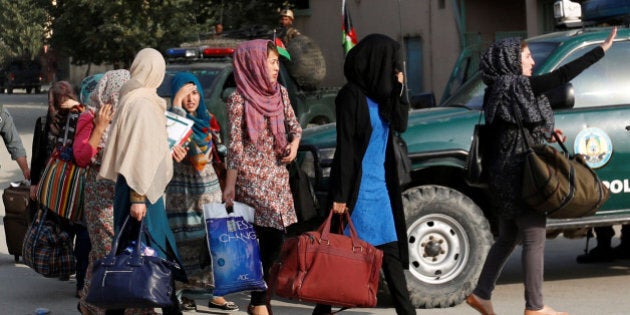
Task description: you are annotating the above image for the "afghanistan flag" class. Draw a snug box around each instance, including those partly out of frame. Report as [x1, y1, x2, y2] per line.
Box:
[274, 37, 291, 61]
[342, 0, 358, 54]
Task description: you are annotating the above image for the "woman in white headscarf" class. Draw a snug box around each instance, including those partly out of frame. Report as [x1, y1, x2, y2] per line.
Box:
[76, 69, 158, 315]
[99, 48, 187, 315]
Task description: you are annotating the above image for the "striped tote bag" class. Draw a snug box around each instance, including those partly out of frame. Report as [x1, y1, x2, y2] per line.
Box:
[36, 153, 86, 222]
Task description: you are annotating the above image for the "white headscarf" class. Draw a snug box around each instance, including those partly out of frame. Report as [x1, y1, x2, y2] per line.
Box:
[98, 48, 172, 203]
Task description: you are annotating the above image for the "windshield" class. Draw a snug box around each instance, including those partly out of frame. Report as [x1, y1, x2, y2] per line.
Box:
[157, 65, 222, 98]
[441, 41, 560, 110]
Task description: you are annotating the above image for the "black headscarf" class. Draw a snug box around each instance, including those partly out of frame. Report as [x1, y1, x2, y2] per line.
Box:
[344, 33, 409, 132]
[480, 37, 554, 133]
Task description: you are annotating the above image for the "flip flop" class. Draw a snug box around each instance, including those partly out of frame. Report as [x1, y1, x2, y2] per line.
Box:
[208, 300, 239, 311]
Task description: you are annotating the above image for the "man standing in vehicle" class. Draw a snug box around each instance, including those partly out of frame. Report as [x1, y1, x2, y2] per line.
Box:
[276, 8, 300, 44]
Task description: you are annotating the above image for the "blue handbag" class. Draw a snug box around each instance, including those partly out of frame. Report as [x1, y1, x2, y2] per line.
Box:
[86, 216, 180, 309]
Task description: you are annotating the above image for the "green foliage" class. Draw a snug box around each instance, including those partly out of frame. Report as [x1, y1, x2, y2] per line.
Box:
[0, 0, 48, 64]
[14, 0, 295, 68]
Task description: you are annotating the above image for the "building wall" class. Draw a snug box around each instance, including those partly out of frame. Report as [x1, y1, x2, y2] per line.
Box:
[465, 0, 527, 47]
[298, 0, 460, 101]
[68, 62, 113, 88]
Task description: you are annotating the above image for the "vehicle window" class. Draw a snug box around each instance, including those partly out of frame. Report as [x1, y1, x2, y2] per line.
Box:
[528, 42, 558, 73]
[157, 67, 221, 99]
[441, 73, 485, 110]
[556, 41, 630, 108]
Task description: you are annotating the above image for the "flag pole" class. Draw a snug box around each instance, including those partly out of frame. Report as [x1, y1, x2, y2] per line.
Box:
[396, 0, 410, 104]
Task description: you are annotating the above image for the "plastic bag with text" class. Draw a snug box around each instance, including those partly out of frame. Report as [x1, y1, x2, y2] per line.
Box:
[203, 202, 266, 296]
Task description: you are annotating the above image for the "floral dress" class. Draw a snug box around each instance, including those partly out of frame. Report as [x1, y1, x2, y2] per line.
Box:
[226, 87, 301, 230]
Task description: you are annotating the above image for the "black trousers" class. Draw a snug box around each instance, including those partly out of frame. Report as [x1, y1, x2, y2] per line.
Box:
[313, 241, 416, 315]
[251, 225, 285, 306]
[594, 224, 630, 247]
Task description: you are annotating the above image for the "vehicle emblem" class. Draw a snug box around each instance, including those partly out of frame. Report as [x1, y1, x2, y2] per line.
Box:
[573, 127, 612, 169]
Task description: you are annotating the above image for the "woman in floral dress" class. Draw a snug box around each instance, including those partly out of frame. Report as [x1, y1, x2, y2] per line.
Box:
[223, 39, 302, 315]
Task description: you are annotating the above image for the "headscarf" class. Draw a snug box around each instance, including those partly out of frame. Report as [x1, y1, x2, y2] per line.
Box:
[343, 33, 409, 132]
[79, 73, 104, 105]
[170, 72, 212, 171]
[49, 81, 84, 158]
[99, 48, 171, 203]
[233, 39, 287, 154]
[480, 38, 554, 131]
[88, 69, 131, 150]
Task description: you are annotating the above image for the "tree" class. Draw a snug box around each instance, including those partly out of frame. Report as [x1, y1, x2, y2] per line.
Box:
[40, 0, 216, 68]
[0, 0, 48, 64]
[34, 0, 293, 69]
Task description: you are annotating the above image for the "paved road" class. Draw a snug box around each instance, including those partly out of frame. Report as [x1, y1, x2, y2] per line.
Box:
[1, 92, 630, 314]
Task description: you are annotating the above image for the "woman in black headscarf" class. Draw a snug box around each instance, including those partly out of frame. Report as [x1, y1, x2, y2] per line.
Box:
[466, 28, 617, 315]
[312, 34, 415, 315]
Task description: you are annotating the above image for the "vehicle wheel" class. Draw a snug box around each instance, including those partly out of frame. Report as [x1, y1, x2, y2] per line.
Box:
[26, 87, 32, 94]
[7, 88, 13, 94]
[35, 86, 41, 94]
[402, 185, 493, 308]
[14, 255, 19, 263]
[0, 88, 4, 94]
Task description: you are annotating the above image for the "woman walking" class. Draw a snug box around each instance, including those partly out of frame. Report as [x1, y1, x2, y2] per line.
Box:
[466, 27, 617, 315]
[74, 70, 159, 315]
[311, 33, 415, 315]
[223, 39, 302, 315]
[99, 48, 187, 315]
[165, 72, 238, 312]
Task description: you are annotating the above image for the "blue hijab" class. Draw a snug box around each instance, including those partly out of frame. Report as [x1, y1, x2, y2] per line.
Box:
[170, 72, 212, 164]
[79, 73, 104, 105]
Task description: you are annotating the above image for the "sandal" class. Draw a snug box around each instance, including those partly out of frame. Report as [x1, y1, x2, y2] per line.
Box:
[209, 300, 239, 311]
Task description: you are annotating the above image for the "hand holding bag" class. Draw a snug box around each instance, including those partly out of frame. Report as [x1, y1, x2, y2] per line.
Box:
[85, 216, 179, 309]
[271, 211, 383, 308]
[203, 202, 267, 296]
[513, 106, 610, 218]
[22, 208, 76, 278]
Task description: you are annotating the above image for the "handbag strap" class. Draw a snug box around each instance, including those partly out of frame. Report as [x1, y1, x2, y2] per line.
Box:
[319, 211, 361, 247]
[108, 215, 179, 266]
[62, 113, 72, 145]
[29, 208, 49, 264]
[107, 216, 149, 263]
[511, 103, 568, 154]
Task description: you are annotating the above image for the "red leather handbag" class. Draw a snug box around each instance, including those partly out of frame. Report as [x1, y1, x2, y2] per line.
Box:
[271, 211, 383, 308]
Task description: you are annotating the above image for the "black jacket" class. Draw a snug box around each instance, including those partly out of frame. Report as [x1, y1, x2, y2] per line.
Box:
[328, 83, 409, 267]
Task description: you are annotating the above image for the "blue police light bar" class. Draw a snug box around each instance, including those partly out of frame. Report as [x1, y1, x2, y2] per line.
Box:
[165, 48, 199, 59]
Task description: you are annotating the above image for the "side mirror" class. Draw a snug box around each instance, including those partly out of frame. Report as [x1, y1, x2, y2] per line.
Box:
[410, 92, 436, 109]
[546, 83, 575, 109]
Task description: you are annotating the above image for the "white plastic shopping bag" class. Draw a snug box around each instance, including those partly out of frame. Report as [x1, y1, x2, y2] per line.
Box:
[202, 202, 266, 295]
